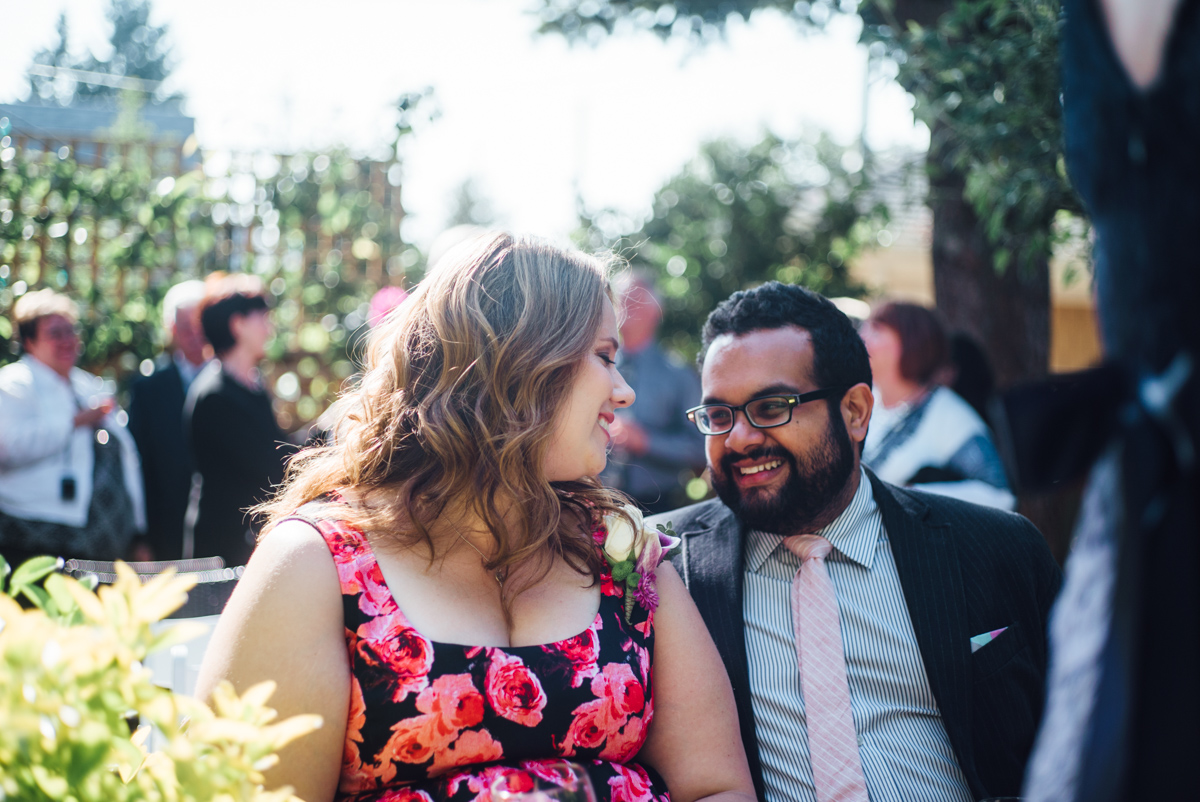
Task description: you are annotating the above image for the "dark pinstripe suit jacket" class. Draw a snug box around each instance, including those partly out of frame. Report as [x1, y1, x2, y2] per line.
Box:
[652, 470, 1062, 801]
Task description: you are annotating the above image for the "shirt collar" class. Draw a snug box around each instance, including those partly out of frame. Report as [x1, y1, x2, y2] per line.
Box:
[20, 353, 73, 386]
[173, 351, 208, 386]
[744, 467, 881, 573]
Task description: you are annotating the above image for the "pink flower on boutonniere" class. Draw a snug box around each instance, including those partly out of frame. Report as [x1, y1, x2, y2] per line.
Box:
[602, 504, 681, 622]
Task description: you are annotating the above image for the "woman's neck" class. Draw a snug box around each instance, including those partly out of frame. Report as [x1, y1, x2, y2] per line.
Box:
[220, 348, 261, 388]
[442, 498, 526, 557]
[877, 376, 930, 409]
[30, 353, 73, 381]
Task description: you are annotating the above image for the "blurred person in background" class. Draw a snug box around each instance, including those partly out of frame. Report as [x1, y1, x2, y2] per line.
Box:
[0, 289, 144, 565]
[601, 272, 706, 513]
[184, 273, 291, 567]
[859, 301, 1015, 510]
[306, 284, 410, 449]
[128, 279, 210, 561]
[943, 331, 997, 425]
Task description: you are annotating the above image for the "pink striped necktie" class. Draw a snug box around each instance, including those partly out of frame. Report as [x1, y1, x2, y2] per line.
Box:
[784, 534, 870, 802]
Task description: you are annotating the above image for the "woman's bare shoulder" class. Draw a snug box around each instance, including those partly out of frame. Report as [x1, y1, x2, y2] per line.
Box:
[196, 518, 346, 693]
[258, 516, 337, 570]
[195, 518, 351, 802]
[217, 518, 344, 634]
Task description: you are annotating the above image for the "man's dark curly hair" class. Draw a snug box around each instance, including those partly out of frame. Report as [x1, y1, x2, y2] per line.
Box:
[699, 281, 872, 396]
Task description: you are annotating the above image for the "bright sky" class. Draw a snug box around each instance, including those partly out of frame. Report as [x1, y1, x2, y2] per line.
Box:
[1, 0, 927, 250]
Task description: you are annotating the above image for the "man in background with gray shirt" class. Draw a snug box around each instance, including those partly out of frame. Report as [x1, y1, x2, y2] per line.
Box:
[602, 273, 706, 513]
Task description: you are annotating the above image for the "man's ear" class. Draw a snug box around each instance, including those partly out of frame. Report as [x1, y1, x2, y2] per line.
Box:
[841, 383, 874, 446]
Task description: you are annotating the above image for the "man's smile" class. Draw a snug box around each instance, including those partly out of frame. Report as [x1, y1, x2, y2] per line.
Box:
[739, 459, 783, 476]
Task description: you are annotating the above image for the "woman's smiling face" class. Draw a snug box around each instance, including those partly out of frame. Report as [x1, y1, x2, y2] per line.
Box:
[543, 300, 635, 482]
[26, 314, 80, 378]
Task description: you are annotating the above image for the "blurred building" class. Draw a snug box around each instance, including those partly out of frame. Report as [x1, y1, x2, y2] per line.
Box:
[0, 98, 198, 171]
[848, 150, 1101, 373]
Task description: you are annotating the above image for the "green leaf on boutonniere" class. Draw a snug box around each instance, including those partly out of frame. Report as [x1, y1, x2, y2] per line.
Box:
[657, 521, 683, 560]
[612, 560, 634, 582]
[624, 585, 637, 624]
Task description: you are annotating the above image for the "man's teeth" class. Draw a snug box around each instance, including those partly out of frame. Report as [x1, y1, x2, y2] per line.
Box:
[599, 418, 610, 432]
[740, 460, 782, 475]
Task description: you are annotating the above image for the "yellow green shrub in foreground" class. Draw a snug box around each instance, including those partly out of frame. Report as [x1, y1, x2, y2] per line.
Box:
[0, 557, 321, 801]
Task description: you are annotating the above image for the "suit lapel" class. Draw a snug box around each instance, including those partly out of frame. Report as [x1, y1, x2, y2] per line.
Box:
[681, 504, 749, 692]
[166, 362, 187, 405]
[679, 504, 766, 800]
[871, 472, 979, 791]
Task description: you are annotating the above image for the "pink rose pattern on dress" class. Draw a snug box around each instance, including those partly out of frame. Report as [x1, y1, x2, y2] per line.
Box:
[357, 614, 435, 704]
[557, 663, 650, 761]
[341, 676, 375, 795]
[300, 509, 670, 802]
[375, 789, 437, 802]
[486, 650, 548, 727]
[546, 622, 602, 689]
[608, 763, 657, 802]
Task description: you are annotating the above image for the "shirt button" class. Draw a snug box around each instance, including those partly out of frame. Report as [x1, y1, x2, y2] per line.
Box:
[857, 735, 865, 746]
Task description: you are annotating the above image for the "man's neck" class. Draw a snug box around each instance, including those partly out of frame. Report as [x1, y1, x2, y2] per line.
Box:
[176, 351, 207, 370]
[792, 464, 863, 536]
[174, 350, 206, 371]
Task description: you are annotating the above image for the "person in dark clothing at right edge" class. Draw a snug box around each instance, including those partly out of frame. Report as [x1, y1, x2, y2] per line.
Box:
[184, 273, 291, 567]
[1020, 1, 1200, 801]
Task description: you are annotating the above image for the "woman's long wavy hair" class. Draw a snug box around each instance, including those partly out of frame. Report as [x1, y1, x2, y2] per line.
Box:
[258, 232, 632, 599]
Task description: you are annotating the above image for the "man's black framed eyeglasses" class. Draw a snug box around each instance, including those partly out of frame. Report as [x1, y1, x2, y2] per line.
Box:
[686, 387, 848, 436]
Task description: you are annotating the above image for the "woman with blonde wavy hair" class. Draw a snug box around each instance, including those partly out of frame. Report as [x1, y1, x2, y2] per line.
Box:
[196, 233, 754, 802]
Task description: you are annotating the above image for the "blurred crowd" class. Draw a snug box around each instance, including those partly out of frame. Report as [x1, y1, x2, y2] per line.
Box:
[0, 276, 294, 569]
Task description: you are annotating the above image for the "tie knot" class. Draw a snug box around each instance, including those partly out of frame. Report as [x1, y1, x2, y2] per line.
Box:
[784, 534, 832, 563]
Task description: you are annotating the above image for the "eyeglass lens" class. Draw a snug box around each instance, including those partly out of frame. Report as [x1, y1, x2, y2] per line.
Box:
[42, 324, 80, 340]
[697, 396, 794, 433]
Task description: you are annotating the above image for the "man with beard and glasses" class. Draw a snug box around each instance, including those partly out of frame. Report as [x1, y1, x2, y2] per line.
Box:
[649, 282, 1061, 802]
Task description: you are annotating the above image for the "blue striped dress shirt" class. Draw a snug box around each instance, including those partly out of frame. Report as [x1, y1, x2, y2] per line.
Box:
[743, 469, 974, 802]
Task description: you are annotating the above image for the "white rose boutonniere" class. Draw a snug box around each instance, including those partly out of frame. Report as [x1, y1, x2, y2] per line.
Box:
[601, 504, 683, 622]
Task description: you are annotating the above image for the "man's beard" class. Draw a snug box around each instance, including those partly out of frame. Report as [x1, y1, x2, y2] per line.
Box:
[711, 412, 856, 536]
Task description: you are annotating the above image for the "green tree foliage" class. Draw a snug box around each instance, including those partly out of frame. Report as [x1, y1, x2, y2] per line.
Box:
[536, 0, 849, 39]
[540, 0, 1072, 277]
[862, 0, 1080, 275]
[26, 0, 177, 105]
[0, 557, 320, 801]
[538, 0, 1081, 390]
[577, 132, 888, 360]
[447, 178, 496, 228]
[26, 14, 76, 104]
[0, 143, 420, 431]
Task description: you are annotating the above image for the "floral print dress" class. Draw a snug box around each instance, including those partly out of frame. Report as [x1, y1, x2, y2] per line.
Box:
[288, 506, 672, 802]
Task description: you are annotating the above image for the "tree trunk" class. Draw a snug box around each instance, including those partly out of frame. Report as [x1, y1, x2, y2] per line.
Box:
[925, 125, 1069, 557]
[928, 164, 1051, 388]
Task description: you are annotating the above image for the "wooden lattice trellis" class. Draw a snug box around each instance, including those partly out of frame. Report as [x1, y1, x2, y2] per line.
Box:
[0, 135, 419, 432]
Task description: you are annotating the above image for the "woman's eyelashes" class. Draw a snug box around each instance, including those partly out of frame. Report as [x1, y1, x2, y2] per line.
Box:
[596, 351, 616, 366]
